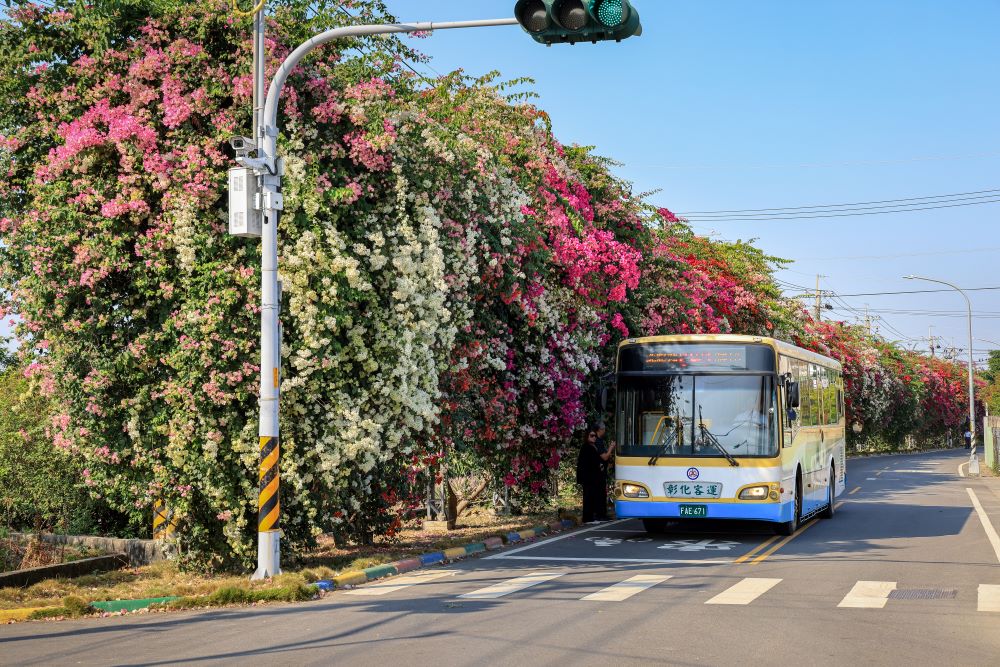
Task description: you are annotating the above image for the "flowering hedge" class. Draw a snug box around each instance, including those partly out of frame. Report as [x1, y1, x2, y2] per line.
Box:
[0, 1, 979, 566]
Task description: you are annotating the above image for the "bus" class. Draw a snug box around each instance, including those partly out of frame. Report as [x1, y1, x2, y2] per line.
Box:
[610, 334, 845, 535]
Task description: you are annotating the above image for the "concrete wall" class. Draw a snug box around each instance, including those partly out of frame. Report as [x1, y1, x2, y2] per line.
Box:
[12, 533, 165, 567]
[0, 554, 129, 589]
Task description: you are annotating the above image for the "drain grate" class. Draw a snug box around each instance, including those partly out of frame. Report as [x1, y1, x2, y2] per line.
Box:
[888, 588, 957, 600]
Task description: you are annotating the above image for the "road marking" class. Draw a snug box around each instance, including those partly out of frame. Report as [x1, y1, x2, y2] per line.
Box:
[705, 578, 781, 605]
[966, 488, 1000, 563]
[343, 569, 457, 596]
[750, 518, 822, 565]
[459, 571, 563, 599]
[849, 486, 861, 495]
[865, 477, 878, 480]
[979, 584, 1000, 612]
[485, 555, 732, 565]
[581, 574, 671, 602]
[483, 519, 626, 559]
[838, 581, 896, 608]
[733, 535, 780, 564]
[959, 461, 968, 477]
[875, 470, 884, 477]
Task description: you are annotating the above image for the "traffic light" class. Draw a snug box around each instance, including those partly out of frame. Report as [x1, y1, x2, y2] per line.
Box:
[514, 0, 642, 45]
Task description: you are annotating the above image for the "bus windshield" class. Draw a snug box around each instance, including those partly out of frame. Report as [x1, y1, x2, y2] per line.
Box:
[616, 375, 777, 458]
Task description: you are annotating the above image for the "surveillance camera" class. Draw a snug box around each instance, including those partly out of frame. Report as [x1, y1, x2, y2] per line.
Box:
[229, 136, 256, 155]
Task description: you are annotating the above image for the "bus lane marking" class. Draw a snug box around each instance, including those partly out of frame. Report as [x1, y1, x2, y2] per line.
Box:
[459, 571, 564, 600]
[838, 581, 896, 608]
[966, 488, 1000, 563]
[582, 574, 672, 602]
[483, 519, 627, 560]
[849, 486, 861, 495]
[705, 577, 782, 605]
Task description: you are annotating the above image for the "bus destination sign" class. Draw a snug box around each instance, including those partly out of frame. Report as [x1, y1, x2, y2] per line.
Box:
[618, 343, 772, 373]
[645, 348, 747, 370]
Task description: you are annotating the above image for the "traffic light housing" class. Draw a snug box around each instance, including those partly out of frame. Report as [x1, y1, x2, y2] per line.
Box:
[515, 0, 642, 45]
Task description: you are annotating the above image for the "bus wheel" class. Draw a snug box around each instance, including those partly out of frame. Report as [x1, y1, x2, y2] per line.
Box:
[776, 475, 802, 535]
[820, 465, 836, 519]
[642, 518, 666, 533]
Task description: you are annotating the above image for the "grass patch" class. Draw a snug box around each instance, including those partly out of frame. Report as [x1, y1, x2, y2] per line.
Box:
[3, 500, 583, 620]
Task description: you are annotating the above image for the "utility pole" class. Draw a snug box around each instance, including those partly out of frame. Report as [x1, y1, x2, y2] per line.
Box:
[230, 1, 645, 580]
[928, 325, 935, 358]
[864, 304, 872, 335]
[814, 274, 822, 321]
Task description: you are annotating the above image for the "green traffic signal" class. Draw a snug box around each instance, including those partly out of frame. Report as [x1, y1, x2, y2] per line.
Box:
[514, 0, 642, 45]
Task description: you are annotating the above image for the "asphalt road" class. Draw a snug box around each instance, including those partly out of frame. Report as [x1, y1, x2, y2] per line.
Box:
[3, 449, 1000, 666]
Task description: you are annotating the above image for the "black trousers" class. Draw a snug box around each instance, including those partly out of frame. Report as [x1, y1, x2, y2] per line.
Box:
[581, 479, 609, 522]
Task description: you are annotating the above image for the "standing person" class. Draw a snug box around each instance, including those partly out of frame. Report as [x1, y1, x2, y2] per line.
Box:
[576, 426, 616, 523]
[594, 421, 614, 520]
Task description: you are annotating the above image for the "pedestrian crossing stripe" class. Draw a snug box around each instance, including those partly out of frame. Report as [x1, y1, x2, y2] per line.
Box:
[705, 578, 781, 605]
[335, 570, 999, 612]
[344, 570, 458, 596]
[582, 574, 671, 601]
[838, 581, 896, 608]
[979, 584, 1000, 612]
[459, 572, 564, 599]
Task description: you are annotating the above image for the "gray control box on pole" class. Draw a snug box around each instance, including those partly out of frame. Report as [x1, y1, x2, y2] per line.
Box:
[228, 167, 262, 238]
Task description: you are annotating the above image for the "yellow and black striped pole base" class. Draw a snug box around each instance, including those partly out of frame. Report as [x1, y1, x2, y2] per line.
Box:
[152, 499, 176, 540]
[258, 435, 280, 532]
[252, 435, 282, 579]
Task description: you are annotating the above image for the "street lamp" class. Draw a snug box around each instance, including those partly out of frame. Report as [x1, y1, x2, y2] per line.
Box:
[903, 275, 979, 473]
[235, 7, 642, 580]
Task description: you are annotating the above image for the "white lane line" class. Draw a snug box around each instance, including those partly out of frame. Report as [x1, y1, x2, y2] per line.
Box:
[343, 569, 458, 596]
[966, 488, 1000, 563]
[838, 581, 896, 608]
[483, 519, 627, 559]
[959, 461, 968, 477]
[705, 578, 781, 605]
[487, 555, 732, 565]
[979, 584, 1000, 612]
[458, 571, 563, 600]
[582, 575, 671, 602]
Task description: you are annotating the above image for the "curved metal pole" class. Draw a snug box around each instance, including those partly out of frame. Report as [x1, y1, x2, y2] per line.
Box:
[251, 17, 517, 580]
[904, 275, 977, 460]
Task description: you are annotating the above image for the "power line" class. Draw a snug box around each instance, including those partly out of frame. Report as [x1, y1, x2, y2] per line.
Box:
[680, 187, 1000, 216]
[795, 246, 1000, 262]
[629, 151, 1000, 172]
[830, 286, 1000, 298]
[681, 197, 1000, 222]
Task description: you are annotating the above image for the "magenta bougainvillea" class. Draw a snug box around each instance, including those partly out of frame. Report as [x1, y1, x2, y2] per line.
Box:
[0, 1, 981, 564]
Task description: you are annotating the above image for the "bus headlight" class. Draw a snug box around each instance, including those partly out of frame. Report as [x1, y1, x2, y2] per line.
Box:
[738, 485, 770, 500]
[621, 483, 649, 498]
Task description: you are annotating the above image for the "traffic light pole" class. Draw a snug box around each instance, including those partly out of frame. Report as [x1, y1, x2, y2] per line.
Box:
[249, 17, 518, 580]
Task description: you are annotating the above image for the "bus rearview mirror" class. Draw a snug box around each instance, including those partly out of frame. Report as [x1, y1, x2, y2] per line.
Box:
[786, 381, 800, 409]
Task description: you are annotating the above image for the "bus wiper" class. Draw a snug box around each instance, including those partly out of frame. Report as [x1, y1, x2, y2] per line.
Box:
[698, 405, 740, 467]
[647, 429, 678, 466]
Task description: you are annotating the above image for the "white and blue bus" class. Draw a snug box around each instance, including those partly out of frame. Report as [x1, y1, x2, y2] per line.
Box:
[611, 334, 845, 535]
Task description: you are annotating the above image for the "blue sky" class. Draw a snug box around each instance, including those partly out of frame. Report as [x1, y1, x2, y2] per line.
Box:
[386, 0, 1000, 364]
[3, 1, 998, 364]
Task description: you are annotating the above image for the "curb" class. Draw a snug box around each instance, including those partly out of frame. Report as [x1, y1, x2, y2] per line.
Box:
[91, 596, 180, 613]
[2, 514, 583, 622]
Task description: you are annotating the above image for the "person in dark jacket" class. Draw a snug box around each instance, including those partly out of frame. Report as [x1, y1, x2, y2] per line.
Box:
[577, 426, 615, 523]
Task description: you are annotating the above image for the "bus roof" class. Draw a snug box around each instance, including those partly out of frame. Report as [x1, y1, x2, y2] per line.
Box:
[618, 334, 842, 371]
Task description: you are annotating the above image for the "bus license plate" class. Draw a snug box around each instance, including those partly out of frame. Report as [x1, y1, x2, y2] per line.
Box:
[679, 504, 707, 517]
